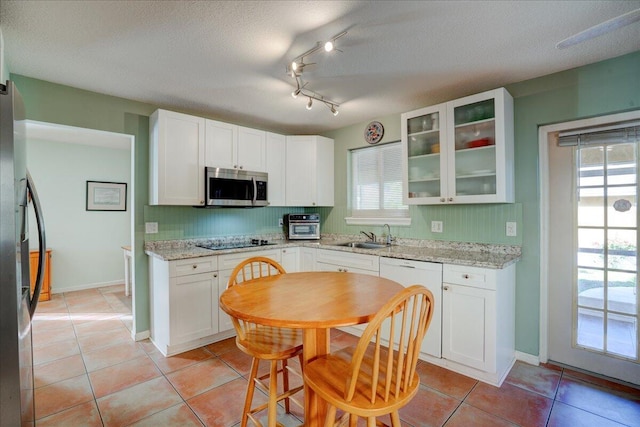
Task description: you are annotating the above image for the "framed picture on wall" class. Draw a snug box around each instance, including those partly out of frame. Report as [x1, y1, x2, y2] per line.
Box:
[86, 181, 127, 211]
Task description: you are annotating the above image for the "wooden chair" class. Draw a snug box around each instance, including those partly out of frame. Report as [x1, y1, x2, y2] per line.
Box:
[227, 257, 304, 427]
[303, 285, 435, 427]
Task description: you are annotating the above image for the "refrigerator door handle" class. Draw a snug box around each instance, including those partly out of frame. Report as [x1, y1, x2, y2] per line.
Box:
[26, 170, 46, 318]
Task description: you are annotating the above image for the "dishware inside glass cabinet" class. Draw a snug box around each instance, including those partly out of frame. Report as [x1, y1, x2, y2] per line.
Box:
[407, 112, 440, 134]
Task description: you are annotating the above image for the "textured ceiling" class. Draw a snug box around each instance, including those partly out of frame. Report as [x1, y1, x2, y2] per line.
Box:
[1, 1, 639, 135]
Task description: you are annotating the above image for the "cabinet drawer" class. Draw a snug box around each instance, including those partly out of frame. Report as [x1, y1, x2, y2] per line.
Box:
[170, 256, 218, 277]
[218, 249, 282, 271]
[316, 249, 379, 273]
[443, 264, 496, 290]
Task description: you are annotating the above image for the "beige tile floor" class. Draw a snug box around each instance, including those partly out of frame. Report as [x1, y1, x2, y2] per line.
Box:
[31, 285, 640, 427]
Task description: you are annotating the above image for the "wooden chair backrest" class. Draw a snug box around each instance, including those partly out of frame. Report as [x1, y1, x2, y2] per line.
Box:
[226, 257, 287, 341]
[345, 285, 434, 404]
[227, 256, 286, 288]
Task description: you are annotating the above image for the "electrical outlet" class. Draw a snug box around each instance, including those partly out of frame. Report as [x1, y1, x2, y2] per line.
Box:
[506, 221, 517, 237]
[278, 218, 283, 227]
[145, 222, 158, 234]
[431, 221, 443, 233]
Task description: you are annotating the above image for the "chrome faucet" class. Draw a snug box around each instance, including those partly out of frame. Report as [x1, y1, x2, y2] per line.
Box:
[383, 224, 394, 245]
[360, 230, 376, 242]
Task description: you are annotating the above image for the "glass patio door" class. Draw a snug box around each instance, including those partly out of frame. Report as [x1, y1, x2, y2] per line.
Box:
[548, 123, 639, 385]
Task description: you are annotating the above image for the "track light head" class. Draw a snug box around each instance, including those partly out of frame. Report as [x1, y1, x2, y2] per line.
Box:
[306, 98, 313, 110]
[324, 41, 334, 52]
[331, 105, 339, 116]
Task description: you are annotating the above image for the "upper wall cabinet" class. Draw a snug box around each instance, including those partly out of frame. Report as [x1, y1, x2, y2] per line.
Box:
[285, 135, 334, 207]
[401, 88, 514, 205]
[265, 132, 286, 206]
[149, 109, 206, 206]
[205, 120, 266, 172]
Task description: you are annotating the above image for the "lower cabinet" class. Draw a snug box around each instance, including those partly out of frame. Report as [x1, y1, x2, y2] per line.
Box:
[149, 244, 516, 386]
[315, 249, 379, 274]
[441, 263, 516, 385]
[379, 257, 442, 358]
[150, 255, 227, 356]
[280, 247, 299, 272]
[300, 247, 317, 271]
[217, 248, 283, 333]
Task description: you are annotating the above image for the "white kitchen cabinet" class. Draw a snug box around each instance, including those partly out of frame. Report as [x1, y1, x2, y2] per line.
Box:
[379, 257, 443, 358]
[300, 247, 317, 271]
[217, 248, 282, 332]
[149, 255, 220, 356]
[265, 132, 286, 206]
[205, 119, 266, 172]
[401, 87, 514, 205]
[285, 136, 334, 206]
[441, 263, 515, 385]
[280, 247, 299, 272]
[149, 109, 206, 206]
[315, 249, 379, 275]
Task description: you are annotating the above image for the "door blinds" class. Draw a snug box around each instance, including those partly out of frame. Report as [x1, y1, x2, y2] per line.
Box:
[558, 121, 640, 147]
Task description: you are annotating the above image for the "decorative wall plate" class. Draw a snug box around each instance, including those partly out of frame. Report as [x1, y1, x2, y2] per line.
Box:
[364, 121, 384, 144]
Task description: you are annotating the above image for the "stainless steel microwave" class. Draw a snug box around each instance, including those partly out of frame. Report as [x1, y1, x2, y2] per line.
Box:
[204, 167, 268, 208]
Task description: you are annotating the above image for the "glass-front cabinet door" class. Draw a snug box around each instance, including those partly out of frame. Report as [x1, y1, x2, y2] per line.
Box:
[401, 87, 514, 205]
[401, 104, 447, 204]
[446, 88, 513, 203]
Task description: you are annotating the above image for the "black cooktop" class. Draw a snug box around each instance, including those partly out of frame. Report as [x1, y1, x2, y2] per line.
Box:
[197, 239, 276, 251]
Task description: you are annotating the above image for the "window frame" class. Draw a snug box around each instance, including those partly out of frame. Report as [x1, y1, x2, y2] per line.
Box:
[345, 141, 410, 226]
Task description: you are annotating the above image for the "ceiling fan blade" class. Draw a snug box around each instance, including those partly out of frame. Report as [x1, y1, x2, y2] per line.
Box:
[556, 8, 640, 49]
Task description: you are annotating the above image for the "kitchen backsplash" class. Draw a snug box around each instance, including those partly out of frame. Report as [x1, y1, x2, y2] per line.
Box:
[143, 203, 522, 245]
[143, 206, 304, 241]
[316, 203, 523, 245]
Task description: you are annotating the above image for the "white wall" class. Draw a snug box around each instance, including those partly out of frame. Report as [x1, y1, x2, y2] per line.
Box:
[27, 138, 131, 293]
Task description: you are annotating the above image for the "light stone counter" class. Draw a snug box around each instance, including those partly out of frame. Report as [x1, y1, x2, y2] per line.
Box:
[145, 234, 520, 269]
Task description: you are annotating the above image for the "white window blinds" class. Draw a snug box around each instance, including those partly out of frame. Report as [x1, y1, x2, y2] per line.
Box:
[350, 142, 408, 220]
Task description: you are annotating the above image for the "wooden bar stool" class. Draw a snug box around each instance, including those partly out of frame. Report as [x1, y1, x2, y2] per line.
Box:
[227, 257, 304, 427]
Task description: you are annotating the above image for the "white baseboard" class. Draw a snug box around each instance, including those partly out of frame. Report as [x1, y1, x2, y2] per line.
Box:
[515, 351, 540, 366]
[133, 329, 150, 341]
[51, 279, 125, 294]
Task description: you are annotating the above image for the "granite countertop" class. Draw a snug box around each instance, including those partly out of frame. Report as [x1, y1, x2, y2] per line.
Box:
[145, 235, 521, 269]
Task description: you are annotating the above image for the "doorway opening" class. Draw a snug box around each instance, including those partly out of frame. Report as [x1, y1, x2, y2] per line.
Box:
[25, 120, 137, 338]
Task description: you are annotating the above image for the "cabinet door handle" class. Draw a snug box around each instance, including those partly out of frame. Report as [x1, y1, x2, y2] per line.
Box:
[213, 273, 218, 278]
[440, 198, 446, 203]
[448, 197, 454, 202]
[443, 286, 449, 291]
[463, 274, 470, 279]
[233, 165, 238, 169]
[192, 265, 197, 269]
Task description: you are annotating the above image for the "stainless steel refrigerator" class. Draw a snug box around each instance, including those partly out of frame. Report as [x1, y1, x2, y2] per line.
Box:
[0, 80, 46, 427]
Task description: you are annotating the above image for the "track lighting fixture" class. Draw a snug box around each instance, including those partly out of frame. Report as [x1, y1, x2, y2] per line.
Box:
[287, 30, 347, 116]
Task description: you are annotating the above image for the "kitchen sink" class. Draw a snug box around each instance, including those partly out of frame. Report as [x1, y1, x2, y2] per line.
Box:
[334, 241, 389, 249]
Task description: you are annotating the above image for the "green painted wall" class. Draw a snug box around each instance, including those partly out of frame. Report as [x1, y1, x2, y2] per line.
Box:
[506, 51, 640, 355]
[12, 49, 640, 356]
[321, 50, 640, 356]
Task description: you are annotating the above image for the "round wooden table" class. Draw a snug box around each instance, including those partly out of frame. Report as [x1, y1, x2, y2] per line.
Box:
[219, 271, 403, 427]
